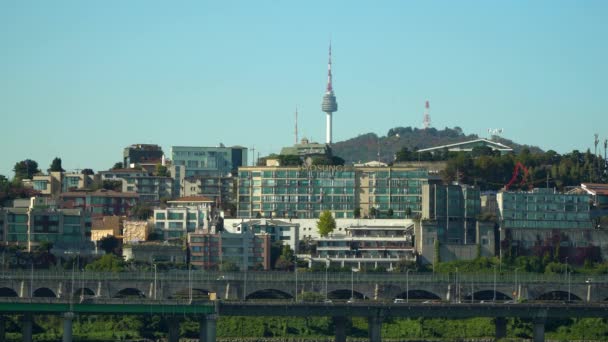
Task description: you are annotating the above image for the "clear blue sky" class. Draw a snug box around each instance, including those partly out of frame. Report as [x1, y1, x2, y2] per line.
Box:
[1, 1, 607, 177]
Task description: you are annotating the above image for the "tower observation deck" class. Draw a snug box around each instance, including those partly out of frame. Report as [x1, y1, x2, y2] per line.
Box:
[321, 43, 338, 144]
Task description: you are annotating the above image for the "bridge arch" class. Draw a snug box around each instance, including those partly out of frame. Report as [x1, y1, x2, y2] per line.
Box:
[33, 287, 57, 298]
[113, 288, 146, 298]
[247, 288, 292, 300]
[171, 288, 212, 300]
[328, 289, 368, 300]
[0, 287, 18, 297]
[395, 289, 441, 300]
[74, 288, 95, 297]
[535, 291, 582, 301]
[464, 290, 512, 301]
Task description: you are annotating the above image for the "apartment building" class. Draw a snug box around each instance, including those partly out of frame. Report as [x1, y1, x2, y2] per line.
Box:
[237, 165, 439, 219]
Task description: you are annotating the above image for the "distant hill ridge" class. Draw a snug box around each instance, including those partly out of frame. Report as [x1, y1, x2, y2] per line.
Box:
[331, 126, 543, 164]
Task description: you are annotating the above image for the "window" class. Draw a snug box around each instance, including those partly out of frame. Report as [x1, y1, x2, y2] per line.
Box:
[156, 212, 166, 220]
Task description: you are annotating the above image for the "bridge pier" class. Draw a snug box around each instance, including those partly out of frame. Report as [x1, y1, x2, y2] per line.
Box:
[199, 314, 217, 342]
[495, 317, 507, 339]
[533, 318, 545, 342]
[62, 312, 74, 342]
[333, 316, 346, 342]
[368, 315, 382, 342]
[20, 313, 33, 342]
[168, 316, 180, 342]
[0, 315, 5, 342]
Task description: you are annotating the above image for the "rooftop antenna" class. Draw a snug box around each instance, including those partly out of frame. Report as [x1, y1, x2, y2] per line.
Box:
[250, 146, 255, 166]
[487, 128, 504, 140]
[423, 101, 431, 129]
[295, 107, 299, 145]
[604, 138, 607, 176]
[595, 133, 600, 182]
[377, 135, 381, 162]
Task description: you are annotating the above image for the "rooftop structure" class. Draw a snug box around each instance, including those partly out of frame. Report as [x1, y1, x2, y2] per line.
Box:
[417, 138, 513, 155]
[279, 138, 330, 158]
[123, 144, 163, 167]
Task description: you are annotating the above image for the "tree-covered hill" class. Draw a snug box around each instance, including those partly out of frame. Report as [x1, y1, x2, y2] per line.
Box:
[331, 126, 543, 164]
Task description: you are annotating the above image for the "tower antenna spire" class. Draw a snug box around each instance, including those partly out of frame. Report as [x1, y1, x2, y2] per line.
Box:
[321, 40, 338, 144]
[423, 100, 431, 129]
[295, 106, 299, 145]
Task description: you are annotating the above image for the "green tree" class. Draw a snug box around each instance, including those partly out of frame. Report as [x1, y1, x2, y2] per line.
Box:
[387, 208, 394, 217]
[278, 155, 303, 166]
[275, 244, 295, 270]
[101, 180, 122, 191]
[219, 260, 239, 271]
[48, 157, 65, 172]
[111, 162, 124, 170]
[130, 204, 152, 220]
[81, 168, 95, 175]
[317, 210, 336, 237]
[13, 159, 40, 180]
[86, 254, 125, 272]
[37, 241, 54, 253]
[353, 207, 361, 218]
[369, 207, 377, 218]
[154, 163, 170, 177]
[98, 235, 119, 254]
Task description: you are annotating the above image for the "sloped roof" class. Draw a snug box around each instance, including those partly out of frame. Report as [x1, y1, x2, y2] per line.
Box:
[168, 196, 214, 203]
[581, 183, 608, 196]
[417, 138, 513, 153]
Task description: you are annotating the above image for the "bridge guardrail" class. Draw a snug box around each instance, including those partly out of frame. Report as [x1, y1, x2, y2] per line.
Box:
[0, 270, 604, 285]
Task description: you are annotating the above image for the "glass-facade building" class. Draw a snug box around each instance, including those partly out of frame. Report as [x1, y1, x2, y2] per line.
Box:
[497, 188, 592, 229]
[171, 146, 248, 177]
[237, 166, 436, 219]
[0, 208, 92, 248]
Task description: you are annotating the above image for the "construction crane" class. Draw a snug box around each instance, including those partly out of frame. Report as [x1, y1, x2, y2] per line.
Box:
[505, 162, 531, 190]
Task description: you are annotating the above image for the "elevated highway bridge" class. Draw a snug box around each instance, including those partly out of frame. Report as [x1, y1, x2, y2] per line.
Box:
[2, 270, 608, 342]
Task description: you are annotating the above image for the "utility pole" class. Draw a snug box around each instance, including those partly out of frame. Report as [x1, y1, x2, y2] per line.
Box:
[594, 134, 600, 182]
[604, 139, 607, 180]
[250, 146, 255, 166]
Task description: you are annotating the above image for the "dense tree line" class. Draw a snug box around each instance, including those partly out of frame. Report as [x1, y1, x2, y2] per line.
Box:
[394, 145, 606, 191]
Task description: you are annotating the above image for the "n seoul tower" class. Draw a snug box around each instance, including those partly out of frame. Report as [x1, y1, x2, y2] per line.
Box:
[321, 42, 338, 144]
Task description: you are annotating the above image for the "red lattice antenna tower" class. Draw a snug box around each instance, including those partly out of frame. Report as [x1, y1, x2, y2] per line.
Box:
[423, 100, 431, 129]
[505, 162, 531, 190]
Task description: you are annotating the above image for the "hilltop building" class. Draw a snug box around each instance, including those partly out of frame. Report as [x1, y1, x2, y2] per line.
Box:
[59, 189, 138, 216]
[188, 229, 271, 270]
[0, 204, 93, 253]
[496, 188, 605, 263]
[123, 144, 164, 167]
[237, 166, 439, 219]
[417, 138, 513, 155]
[310, 222, 415, 270]
[30, 171, 94, 198]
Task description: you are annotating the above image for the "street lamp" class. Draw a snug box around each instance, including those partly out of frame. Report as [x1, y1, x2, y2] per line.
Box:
[294, 255, 298, 302]
[565, 257, 570, 302]
[406, 269, 411, 303]
[153, 263, 157, 300]
[455, 267, 459, 303]
[325, 258, 330, 301]
[188, 264, 192, 303]
[586, 278, 593, 302]
[350, 267, 354, 302]
[514, 267, 520, 300]
[493, 265, 497, 302]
